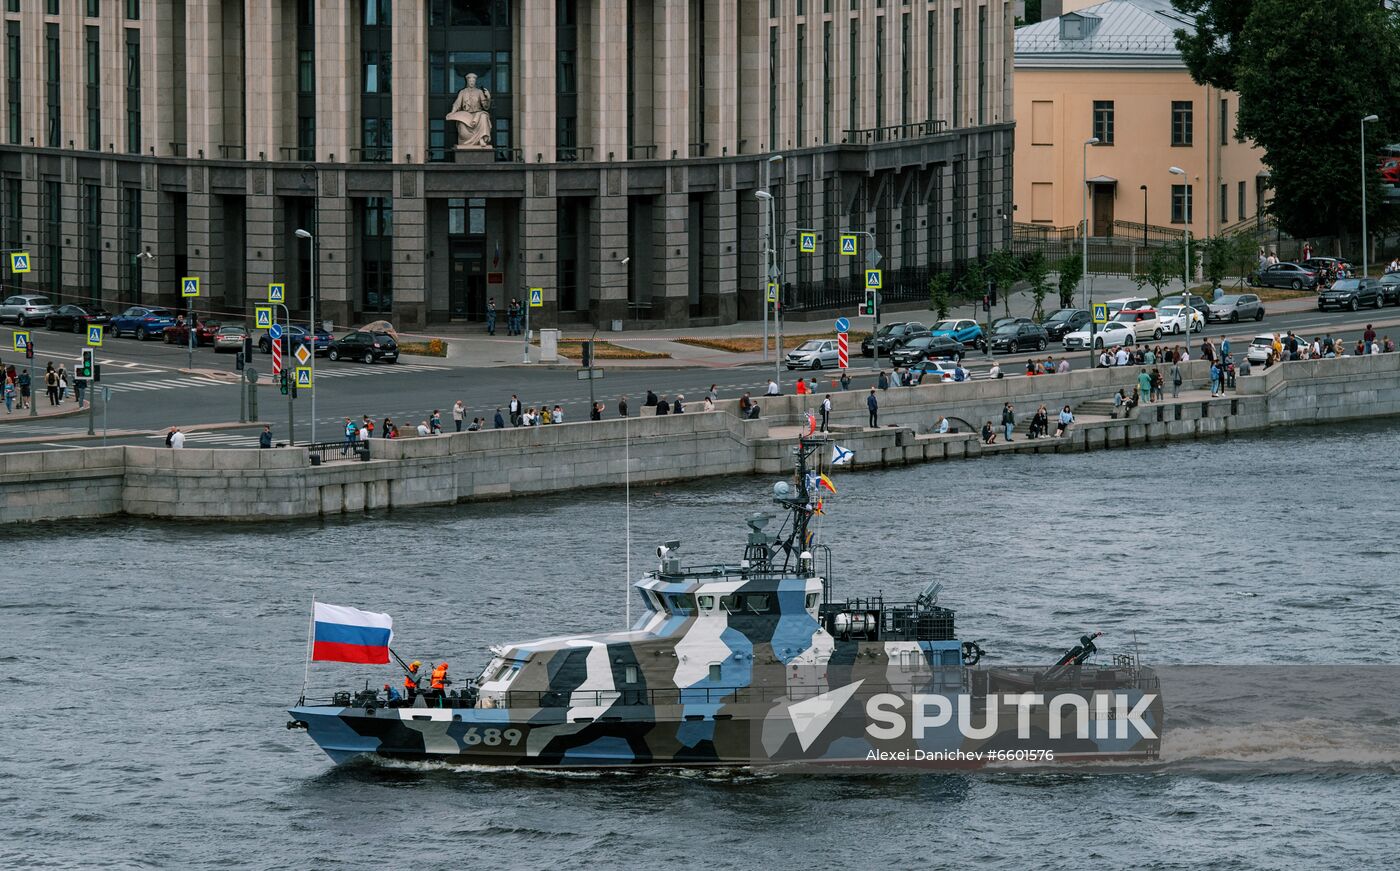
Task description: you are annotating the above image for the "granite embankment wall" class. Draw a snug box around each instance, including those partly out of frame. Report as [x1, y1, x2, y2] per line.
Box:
[1, 353, 1398, 524]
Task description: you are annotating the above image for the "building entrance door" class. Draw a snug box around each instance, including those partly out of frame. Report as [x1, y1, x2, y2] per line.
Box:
[450, 247, 487, 320]
[1092, 184, 1115, 237]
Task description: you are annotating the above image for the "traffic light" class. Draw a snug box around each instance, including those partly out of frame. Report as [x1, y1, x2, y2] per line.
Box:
[581, 340, 594, 369]
[982, 295, 990, 312]
[279, 370, 289, 395]
[78, 349, 93, 378]
[242, 335, 254, 360]
[235, 350, 245, 372]
[988, 283, 998, 307]
[24, 339, 33, 360]
[862, 289, 878, 317]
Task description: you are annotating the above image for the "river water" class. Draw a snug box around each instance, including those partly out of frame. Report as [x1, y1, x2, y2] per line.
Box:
[3, 421, 1399, 870]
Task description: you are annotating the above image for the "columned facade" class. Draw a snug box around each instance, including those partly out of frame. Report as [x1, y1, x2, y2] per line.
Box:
[0, 0, 1013, 328]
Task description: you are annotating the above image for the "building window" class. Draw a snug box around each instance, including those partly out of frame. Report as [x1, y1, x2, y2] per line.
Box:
[822, 21, 831, 142]
[1092, 100, 1114, 145]
[976, 5, 986, 126]
[360, 0, 392, 161]
[85, 26, 100, 150]
[901, 13, 910, 126]
[363, 0, 390, 25]
[125, 28, 140, 154]
[364, 196, 392, 237]
[126, 0, 140, 19]
[45, 24, 59, 147]
[1171, 100, 1193, 147]
[1219, 182, 1228, 224]
[7, 22, 20, 145]
[769, 26, 778, 149]
[1238, 181, 1246, 222]
[951, 9, 961, 127]
[1219, 97, 1228, 145]
[87, 0, 99, 16]
[47, 0, 58, 15]
[363, 50, 390, 93]
[84, 184, 101, 299]
[361, 196, 393, 313]
[796, 23, 805, 146]
[848, 19, 859, 134]
[122, 187, 141, 304]
[926, 11, 936, 122]
[1171, 184, 1193, 225]
[875, 17, 884, 130]
[296, 0, 315, 160]
[447, 198, 466, 235]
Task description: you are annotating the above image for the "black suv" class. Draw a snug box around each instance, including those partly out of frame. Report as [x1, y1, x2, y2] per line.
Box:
[989, 322, 1050, 354]
[1318, 278, 1384, 311]
[889, 334, 965, 366]
[860, 321, 927, 357]
[1039, 308, 1090, 340]
[327, 330, 400, 363]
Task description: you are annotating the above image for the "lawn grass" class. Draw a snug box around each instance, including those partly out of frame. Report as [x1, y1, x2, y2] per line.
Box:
[553, 341, 670, 360]
[676, 331, 871, 354]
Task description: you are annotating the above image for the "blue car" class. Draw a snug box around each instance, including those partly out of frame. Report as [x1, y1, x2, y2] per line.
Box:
[109, 306, 177, 341]
[928, 318, 986, 352]
[258, 324, 332, 356]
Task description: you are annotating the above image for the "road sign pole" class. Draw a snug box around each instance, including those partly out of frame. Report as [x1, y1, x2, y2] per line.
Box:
[187, 296, 194, 370]
[248, 375, 259, 423]
[523, 305, 531, 364]
[87, 388, 95, 436]
[288, 378, 295, 446]
[102, 387, 109, 446]
[27, 335, 36, 417]
[239, 363, 248, 423]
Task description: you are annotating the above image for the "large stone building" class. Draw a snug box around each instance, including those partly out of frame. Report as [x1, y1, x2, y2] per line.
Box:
[0, 0, 1013, 329]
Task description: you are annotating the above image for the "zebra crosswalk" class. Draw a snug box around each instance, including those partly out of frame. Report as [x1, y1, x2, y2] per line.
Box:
[147, 430, 258, 447]
[104, 375, 235, 394]
[311, 362, 450, 379]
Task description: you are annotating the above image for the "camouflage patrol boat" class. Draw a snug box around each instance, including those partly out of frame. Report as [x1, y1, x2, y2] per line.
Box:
[288, 438, 1163, 768]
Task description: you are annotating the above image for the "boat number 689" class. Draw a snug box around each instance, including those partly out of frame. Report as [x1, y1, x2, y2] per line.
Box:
[460, 727, 523, 747]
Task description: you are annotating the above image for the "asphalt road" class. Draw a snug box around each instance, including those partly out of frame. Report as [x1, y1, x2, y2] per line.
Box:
[1, 304, 1397, 453]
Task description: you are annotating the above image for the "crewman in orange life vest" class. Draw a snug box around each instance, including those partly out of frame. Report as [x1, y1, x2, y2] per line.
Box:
[402, 660, 422, 703]
[429, 661, 449, 704]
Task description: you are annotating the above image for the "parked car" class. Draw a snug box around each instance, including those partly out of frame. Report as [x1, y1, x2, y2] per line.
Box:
[1157, 293, 1211, 318]
[1246, 334, 1277, 365]
[1248, 262, 1317, 290]
[860, 321, 928, 357]
[0, 294, 55, 326]
[1111, 308, 1163, 342]
[1378, 273, 1400, 305]
[109, 306, 176, 340]
[45, 303, 110, 332]
[1039, 308, 1090, 340]
[1318, 278, 1384, 311]
[906, 359, 968, 383]
[328, 330, 399, 363]
[1156, 305, 1204, 335]
[164, 317, 221, 346]
[927, 319, 986, 352]
[1301, 256, 1352, 275]
[1063, 320, 1139, 350]
[990, 317, 1033, 331]
[890, 335, 965, 366]
[258, 324, 333, 356]
[786, 339, 841, 370]
[1207, 294, 1265, 322]
[989, 322, 1050, 354]
[212, 324, 248, 353]
[1103, 297, 1149, 319]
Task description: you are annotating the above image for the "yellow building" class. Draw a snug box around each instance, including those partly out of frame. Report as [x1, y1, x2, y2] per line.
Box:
[1014, 0, 1266, 240]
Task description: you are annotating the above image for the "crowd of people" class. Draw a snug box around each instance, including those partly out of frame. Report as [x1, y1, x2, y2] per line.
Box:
[2, 360, 89, 414]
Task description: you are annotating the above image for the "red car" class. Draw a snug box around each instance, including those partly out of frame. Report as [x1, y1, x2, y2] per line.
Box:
[164, 317, 221, 346]
[1380, 156, 1400, 185]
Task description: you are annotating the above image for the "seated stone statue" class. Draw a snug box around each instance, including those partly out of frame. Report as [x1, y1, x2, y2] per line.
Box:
[447, 73, 492, 149]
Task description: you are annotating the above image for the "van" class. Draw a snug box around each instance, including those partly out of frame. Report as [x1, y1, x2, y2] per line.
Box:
[1112, 308, 1163, 342]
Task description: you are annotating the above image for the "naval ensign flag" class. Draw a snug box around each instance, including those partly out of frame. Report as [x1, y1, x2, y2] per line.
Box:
[311, 603, 394, 664]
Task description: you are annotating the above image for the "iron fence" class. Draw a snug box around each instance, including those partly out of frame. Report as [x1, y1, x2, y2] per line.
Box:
[783, 264, 978, 313]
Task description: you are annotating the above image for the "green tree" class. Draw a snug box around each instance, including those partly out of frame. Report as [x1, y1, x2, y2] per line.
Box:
[1134, 246, 1178, 301]
[1172, 0, 1400, 242]
[1021, 251, 1052, 320]
[1056, 253, 1083, 310]
[1201, 234, 1254, 288]
[928, 271, 952, 319]
[986, 249, 1023, 317]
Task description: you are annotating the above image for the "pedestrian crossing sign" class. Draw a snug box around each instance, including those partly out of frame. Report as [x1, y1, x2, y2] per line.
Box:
[1092, 303, 1109, 324]
[255, 306, 273, 329]
[9, 251, 30, 273]
[268, 283, 285, 303]
[799, 232, 816, 253]
[529, 287, 543, 307]
[840, 235, 857, 256]
[87, 325, 103, 347]
[181, 276, 200, 298]
[865, 268, 882, 290]
[13, 330, 29, 350]
[767, 282, 778, 303]
[295, 366, 313, 388]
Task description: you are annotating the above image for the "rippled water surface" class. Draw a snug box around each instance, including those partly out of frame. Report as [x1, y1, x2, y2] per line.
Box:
[3, 421, 1400, 869]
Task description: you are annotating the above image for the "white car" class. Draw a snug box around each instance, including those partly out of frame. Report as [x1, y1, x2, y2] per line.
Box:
[785, 339, 841, 370]
[1062, 320, 1138, 350]
[1157, 305, 1204, 335]
[1246, 334, 1276, 364]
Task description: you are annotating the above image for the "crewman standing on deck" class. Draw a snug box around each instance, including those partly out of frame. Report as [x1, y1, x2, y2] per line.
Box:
[402, 660, 423, 703]
[430, 661, 449, 704]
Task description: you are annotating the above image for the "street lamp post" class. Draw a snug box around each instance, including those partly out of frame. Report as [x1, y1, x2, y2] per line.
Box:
[755, 188, 781, 390]
[1082, 137, 1099, 369]
[1169, 166, 1192, 355]
[1139, 185, 1148, 249]
[294, 228, 317, 443]
[756, 189, 772, 366]
[1361, 114, 1379, 278]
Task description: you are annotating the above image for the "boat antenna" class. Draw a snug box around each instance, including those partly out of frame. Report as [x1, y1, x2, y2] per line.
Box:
[300, 594, 314, 706]
[624, 411, 631, 629]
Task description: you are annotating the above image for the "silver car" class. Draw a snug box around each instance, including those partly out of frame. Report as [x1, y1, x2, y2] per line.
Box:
[0, 294, 55, 326]
[785, 339, 841, 370]
[1207, 294, 1265, 323]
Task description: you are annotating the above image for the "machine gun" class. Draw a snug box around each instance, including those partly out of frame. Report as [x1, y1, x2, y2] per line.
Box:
[1042, 631, 1104, 681]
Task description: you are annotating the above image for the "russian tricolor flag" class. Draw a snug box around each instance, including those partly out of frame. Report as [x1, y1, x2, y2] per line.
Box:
[312, 603, 393, 664]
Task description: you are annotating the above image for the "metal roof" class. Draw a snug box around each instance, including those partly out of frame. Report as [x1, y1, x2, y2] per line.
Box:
[1016, 0, 1198, 69]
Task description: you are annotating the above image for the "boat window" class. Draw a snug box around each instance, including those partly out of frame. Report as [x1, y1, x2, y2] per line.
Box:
[624, 666, 638, 684]
[743, 594, 771, 614]
[667, 593, 696, 614]
[491, 663, 513, 682]
[696, 594, 715, 610]
[719, 594, 740, 613]
[805, 593, 819, 609]
[708, 663, 722, 682]
[644, 590, 663, 611]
